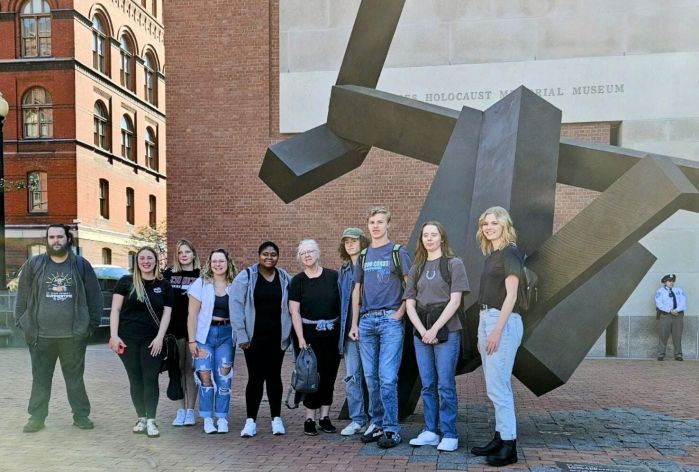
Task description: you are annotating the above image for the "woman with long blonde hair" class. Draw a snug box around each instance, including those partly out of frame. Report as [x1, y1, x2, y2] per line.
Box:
[471, 207, 524, 466]
[109, 246, 173, 438]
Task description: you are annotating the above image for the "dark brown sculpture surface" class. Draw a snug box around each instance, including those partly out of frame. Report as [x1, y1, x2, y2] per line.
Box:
[261, 0, 699, 417]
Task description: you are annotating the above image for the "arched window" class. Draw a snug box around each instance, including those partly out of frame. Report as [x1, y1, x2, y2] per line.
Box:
[120, 115, 135, 161]
[145, 127, 157, 170]
[102, 248, 112, 265]
[92, 15, 108, 73]
[20, 0, 51, 57]
[27, 170, 48, 213]
[22, 87, 53, 138]
[143, 52, 157, 105]
[119, 35, 135, 91]
[93, 101, 110, 150]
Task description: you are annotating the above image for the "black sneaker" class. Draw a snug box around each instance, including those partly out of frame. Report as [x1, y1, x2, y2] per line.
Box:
[304, 418, 318, 436]
[23, 417, 45, 433]
[377, 431, 402, 449]
[675, 355, 683, 361]
[72, 416, 95, 430]
[360, 423, 383, 443]
[318, 416, 337, 433]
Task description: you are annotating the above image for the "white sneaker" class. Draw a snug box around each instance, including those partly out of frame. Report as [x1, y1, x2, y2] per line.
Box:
[184, 409, 196, 426]
[340, 421, 365, 436]
[437, 437, 459, 452]
[240, 418, 256, 437]
[132, 417, 147, 434]
[271, 416, 285, 435]
[217, 418, 229, 434]
[203, 417, 217, 434]
[172, 409, 186, 426]
[409, 430, 440, 446]
[146, 419, 160, 438]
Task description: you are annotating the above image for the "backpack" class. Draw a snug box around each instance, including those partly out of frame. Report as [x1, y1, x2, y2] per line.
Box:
[417, 256, 451, 285]
[291, 347, 319, 394]
[517, 254, 538, 313]
[358, 244, 403, 276]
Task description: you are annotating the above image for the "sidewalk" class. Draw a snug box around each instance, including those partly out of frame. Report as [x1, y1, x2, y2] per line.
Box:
[1, 345, 697, 472]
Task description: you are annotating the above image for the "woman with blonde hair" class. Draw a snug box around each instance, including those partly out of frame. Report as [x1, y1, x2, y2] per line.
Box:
[187, 248, 237, 434]
[163, 239, 201, 426]
[405, 221, 469, 452]
[289, 239, 342, 436]
[109, 246, 173, 438]
[471, 206, 524, 466]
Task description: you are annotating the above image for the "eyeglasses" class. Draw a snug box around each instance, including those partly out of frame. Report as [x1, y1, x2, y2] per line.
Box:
[299, 250, 317, 257]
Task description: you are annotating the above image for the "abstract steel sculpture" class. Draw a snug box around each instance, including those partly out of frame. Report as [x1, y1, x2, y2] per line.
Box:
[260, 0, 699, 417]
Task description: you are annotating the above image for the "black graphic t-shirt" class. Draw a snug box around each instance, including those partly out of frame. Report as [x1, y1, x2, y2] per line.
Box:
[37, 259, 75, 337]
[115, 275, 173, 340]
[163, 268, 200, 339]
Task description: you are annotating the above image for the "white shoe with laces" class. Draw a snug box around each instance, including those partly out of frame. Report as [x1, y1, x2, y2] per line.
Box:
[409, 430, 440, 446]
[133, 417, 147, 434]
[217, 418, 229, 434]
[437, 437, 459, 452]
[146, 419, 160, 438]
[271, 417, 285, 435]
[172, 409, 186, 426]
[340, 421, 365, 436]
[241, 418, 257, 437]
[184, 409, 196, 426]
[203, 417, 217, 434]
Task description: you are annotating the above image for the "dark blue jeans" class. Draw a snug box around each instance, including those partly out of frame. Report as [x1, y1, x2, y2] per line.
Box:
[28, 336, 90, 420]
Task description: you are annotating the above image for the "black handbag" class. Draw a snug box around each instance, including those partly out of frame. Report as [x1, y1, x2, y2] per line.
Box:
[415, 302, 450, 343]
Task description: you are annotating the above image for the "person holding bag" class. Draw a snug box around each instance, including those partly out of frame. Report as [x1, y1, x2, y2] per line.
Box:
[405, 221, 469, 452]
[187, 248, 237, 434]
[289, 239, 342, 436]
[109, 247, 173, 438]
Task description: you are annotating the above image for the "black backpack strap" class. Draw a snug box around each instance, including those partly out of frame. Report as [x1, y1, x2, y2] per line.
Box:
[391, 244, 403, 278]
[439, 256, 451, 286]
[359, 248, 368, 271]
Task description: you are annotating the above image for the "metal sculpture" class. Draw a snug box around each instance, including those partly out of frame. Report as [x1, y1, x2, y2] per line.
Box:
[260, 0, 699, 416]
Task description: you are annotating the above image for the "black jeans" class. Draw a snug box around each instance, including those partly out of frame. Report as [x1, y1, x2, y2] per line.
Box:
[28, 336, 90, 420]
[243, 336, 285, 420]
[119, 336, 163, 418]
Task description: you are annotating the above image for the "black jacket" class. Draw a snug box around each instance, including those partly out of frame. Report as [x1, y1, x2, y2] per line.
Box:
[14, 252, 103, 345]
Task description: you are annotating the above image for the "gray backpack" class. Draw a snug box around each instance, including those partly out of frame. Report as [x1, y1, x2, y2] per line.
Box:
[291, 347, 319, 394]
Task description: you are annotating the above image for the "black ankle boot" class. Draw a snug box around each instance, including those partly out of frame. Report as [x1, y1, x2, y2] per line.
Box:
[470, 431, 502, 456]
[486, 439, 517, 466]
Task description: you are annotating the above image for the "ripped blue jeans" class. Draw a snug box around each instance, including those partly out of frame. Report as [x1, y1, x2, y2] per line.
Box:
[194, 324, 235, 419]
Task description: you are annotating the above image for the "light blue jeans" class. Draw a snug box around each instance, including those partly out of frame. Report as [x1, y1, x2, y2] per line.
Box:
[413, 330, 460, 439]
[194, 324, 235, 419]
[478, 308, 523, 440]
[343, 337, 367, 426]
[359, 309, 404, 434]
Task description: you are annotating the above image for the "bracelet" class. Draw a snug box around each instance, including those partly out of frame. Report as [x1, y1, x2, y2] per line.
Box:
[188, 341, 196, 344]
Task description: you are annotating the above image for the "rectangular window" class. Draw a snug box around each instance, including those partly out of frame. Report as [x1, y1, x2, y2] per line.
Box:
[126, 187, 134, 224]
[128, 251, 136, 271]
[28, 171, 48, 213]
[99, 179, 109, 219]
[149, 195, 156, 227]
[28, 244, 46, 258]
[102, 248, 112, 265]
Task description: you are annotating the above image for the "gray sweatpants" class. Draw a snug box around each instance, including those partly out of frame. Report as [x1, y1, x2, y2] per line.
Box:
[657, 312, 683, 357]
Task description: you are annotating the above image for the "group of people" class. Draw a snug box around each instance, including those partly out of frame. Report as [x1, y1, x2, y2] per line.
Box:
[14, 206, 531, 467]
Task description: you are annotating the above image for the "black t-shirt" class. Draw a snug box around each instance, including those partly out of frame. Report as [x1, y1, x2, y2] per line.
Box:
[163, 268, 200, 339]
[115, 275, 174, 339]
[288, 268, 340, 321]
[478, 245, 523, 310]
[253, 270, 282, 339]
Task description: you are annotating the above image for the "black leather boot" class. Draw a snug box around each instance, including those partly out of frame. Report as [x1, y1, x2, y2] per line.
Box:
[486, 439, 517, 466]
[470, 431, 502, 456]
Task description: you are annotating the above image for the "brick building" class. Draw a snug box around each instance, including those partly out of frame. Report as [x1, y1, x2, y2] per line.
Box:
[0, 0, 166, 275]
[165, 1, 699, 358]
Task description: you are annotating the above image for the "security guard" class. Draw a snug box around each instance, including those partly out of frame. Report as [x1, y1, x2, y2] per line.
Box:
[655, 274, 687, 361]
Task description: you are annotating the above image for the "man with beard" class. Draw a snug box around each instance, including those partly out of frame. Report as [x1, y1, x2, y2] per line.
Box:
[14, 224, 103, 433]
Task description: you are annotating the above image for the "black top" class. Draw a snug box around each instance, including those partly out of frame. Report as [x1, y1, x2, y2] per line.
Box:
[115, 275, 174, 340]
[163, 268, 200, 339]
[253, 270, 282, 339]
[289, 268, 340, 321]
[212, 294, 230, 319]
[478, 245, 523, 310]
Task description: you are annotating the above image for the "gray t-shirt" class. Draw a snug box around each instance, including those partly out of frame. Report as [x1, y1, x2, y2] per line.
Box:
[37, 259, 76, 337]
[354, 242, 412, 314]
[404, 257, 469, 331]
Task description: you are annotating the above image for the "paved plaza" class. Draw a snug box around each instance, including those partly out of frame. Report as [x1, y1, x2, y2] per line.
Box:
[1, 345, 697, 472]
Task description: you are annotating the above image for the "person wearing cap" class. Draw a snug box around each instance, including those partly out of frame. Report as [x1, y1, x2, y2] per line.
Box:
[337, 227, 370, 436]
[655, 274, 687, 361]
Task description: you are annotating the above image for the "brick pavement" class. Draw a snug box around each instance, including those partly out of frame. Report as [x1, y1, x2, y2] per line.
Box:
[0, 345, 697, 472]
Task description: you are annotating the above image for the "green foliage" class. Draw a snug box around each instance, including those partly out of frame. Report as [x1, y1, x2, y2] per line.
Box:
[129, 220, 168, 268]
[0, 175, 38, 193]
